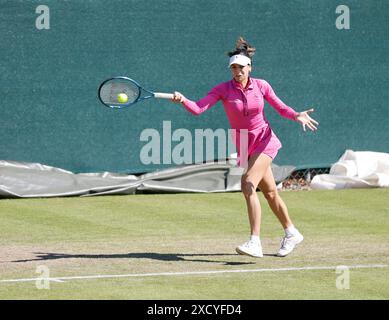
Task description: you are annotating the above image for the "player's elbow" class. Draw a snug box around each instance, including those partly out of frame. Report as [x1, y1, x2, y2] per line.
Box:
[189, 106, 204, 116]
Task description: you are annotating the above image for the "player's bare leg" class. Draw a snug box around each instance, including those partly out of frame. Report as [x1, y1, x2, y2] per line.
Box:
[236, 153, 272, 258]
[259, 166, 304, 257]
[258, 166, 293, 228]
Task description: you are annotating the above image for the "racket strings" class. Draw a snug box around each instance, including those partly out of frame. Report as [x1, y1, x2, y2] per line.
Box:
[100, 79, 140, 107]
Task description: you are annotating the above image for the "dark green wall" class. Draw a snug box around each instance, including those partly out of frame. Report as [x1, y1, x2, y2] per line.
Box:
[1, 0, 388, 173]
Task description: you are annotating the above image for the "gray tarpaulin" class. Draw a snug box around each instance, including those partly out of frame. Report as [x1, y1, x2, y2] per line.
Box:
[0, 160, 295, 198]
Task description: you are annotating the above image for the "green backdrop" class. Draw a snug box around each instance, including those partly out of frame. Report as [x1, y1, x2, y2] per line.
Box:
[1, 0, 388, 173]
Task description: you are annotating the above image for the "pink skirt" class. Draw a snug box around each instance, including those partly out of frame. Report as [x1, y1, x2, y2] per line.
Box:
[233, 125, 282, 166]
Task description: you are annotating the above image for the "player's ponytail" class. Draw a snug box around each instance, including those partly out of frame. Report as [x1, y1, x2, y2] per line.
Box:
[228, 37, 256, 59]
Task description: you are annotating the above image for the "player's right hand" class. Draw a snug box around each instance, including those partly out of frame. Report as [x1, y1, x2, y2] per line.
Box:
[171, 91, 186, 103]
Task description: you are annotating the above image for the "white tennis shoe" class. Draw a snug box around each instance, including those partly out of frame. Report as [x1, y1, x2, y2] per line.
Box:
[236, 240, 263, 258]
[277, 231, 304, 257]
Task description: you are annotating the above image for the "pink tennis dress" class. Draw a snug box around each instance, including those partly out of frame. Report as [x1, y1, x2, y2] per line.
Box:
[182, 78, 299, 165]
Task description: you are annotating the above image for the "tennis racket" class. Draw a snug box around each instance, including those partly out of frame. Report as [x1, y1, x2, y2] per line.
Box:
[98, 76, 174, 109]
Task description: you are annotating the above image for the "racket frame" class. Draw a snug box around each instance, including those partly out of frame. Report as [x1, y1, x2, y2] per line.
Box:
[98, 76, 172, 109]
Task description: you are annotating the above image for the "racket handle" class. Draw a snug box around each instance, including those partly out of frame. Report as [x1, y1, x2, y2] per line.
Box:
[154, 92, 174, 99]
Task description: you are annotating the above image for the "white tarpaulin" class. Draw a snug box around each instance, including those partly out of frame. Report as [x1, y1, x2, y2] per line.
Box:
[311, 150, 389, 190]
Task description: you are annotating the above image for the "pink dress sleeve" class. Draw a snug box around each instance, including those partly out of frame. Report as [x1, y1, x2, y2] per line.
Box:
[261, 80, 299, 121]
[181, 84, 223, 115]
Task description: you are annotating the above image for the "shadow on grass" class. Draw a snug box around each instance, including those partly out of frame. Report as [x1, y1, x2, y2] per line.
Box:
[12, 252, 257, 266]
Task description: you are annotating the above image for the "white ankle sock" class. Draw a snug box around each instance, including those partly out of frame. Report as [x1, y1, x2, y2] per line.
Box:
[285, 225, 298, 237]
[250, 235, 260, 244]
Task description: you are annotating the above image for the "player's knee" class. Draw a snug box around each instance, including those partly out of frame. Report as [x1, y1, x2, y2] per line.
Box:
[241, 177, 257, 197]
[263, 189, 278, 202]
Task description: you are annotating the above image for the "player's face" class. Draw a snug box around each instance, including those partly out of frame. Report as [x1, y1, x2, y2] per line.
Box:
[230, 64, 252, 83]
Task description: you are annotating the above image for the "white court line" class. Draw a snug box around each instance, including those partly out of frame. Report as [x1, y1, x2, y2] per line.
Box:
[0, 264, 388, 284]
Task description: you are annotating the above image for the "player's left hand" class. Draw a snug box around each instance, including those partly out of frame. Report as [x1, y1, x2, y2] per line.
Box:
[296, 108, 319, 132]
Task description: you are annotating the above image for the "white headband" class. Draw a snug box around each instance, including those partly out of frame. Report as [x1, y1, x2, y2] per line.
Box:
[229, 54, 251, 67]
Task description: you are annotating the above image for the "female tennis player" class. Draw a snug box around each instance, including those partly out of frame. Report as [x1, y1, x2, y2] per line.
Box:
[171, 38, 318, 257]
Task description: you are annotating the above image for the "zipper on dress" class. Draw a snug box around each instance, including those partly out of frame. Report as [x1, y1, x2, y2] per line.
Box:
[240, 90, 249, 116]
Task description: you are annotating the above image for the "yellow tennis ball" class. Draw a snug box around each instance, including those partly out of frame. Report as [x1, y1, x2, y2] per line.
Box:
[117, 93, 128, 103]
